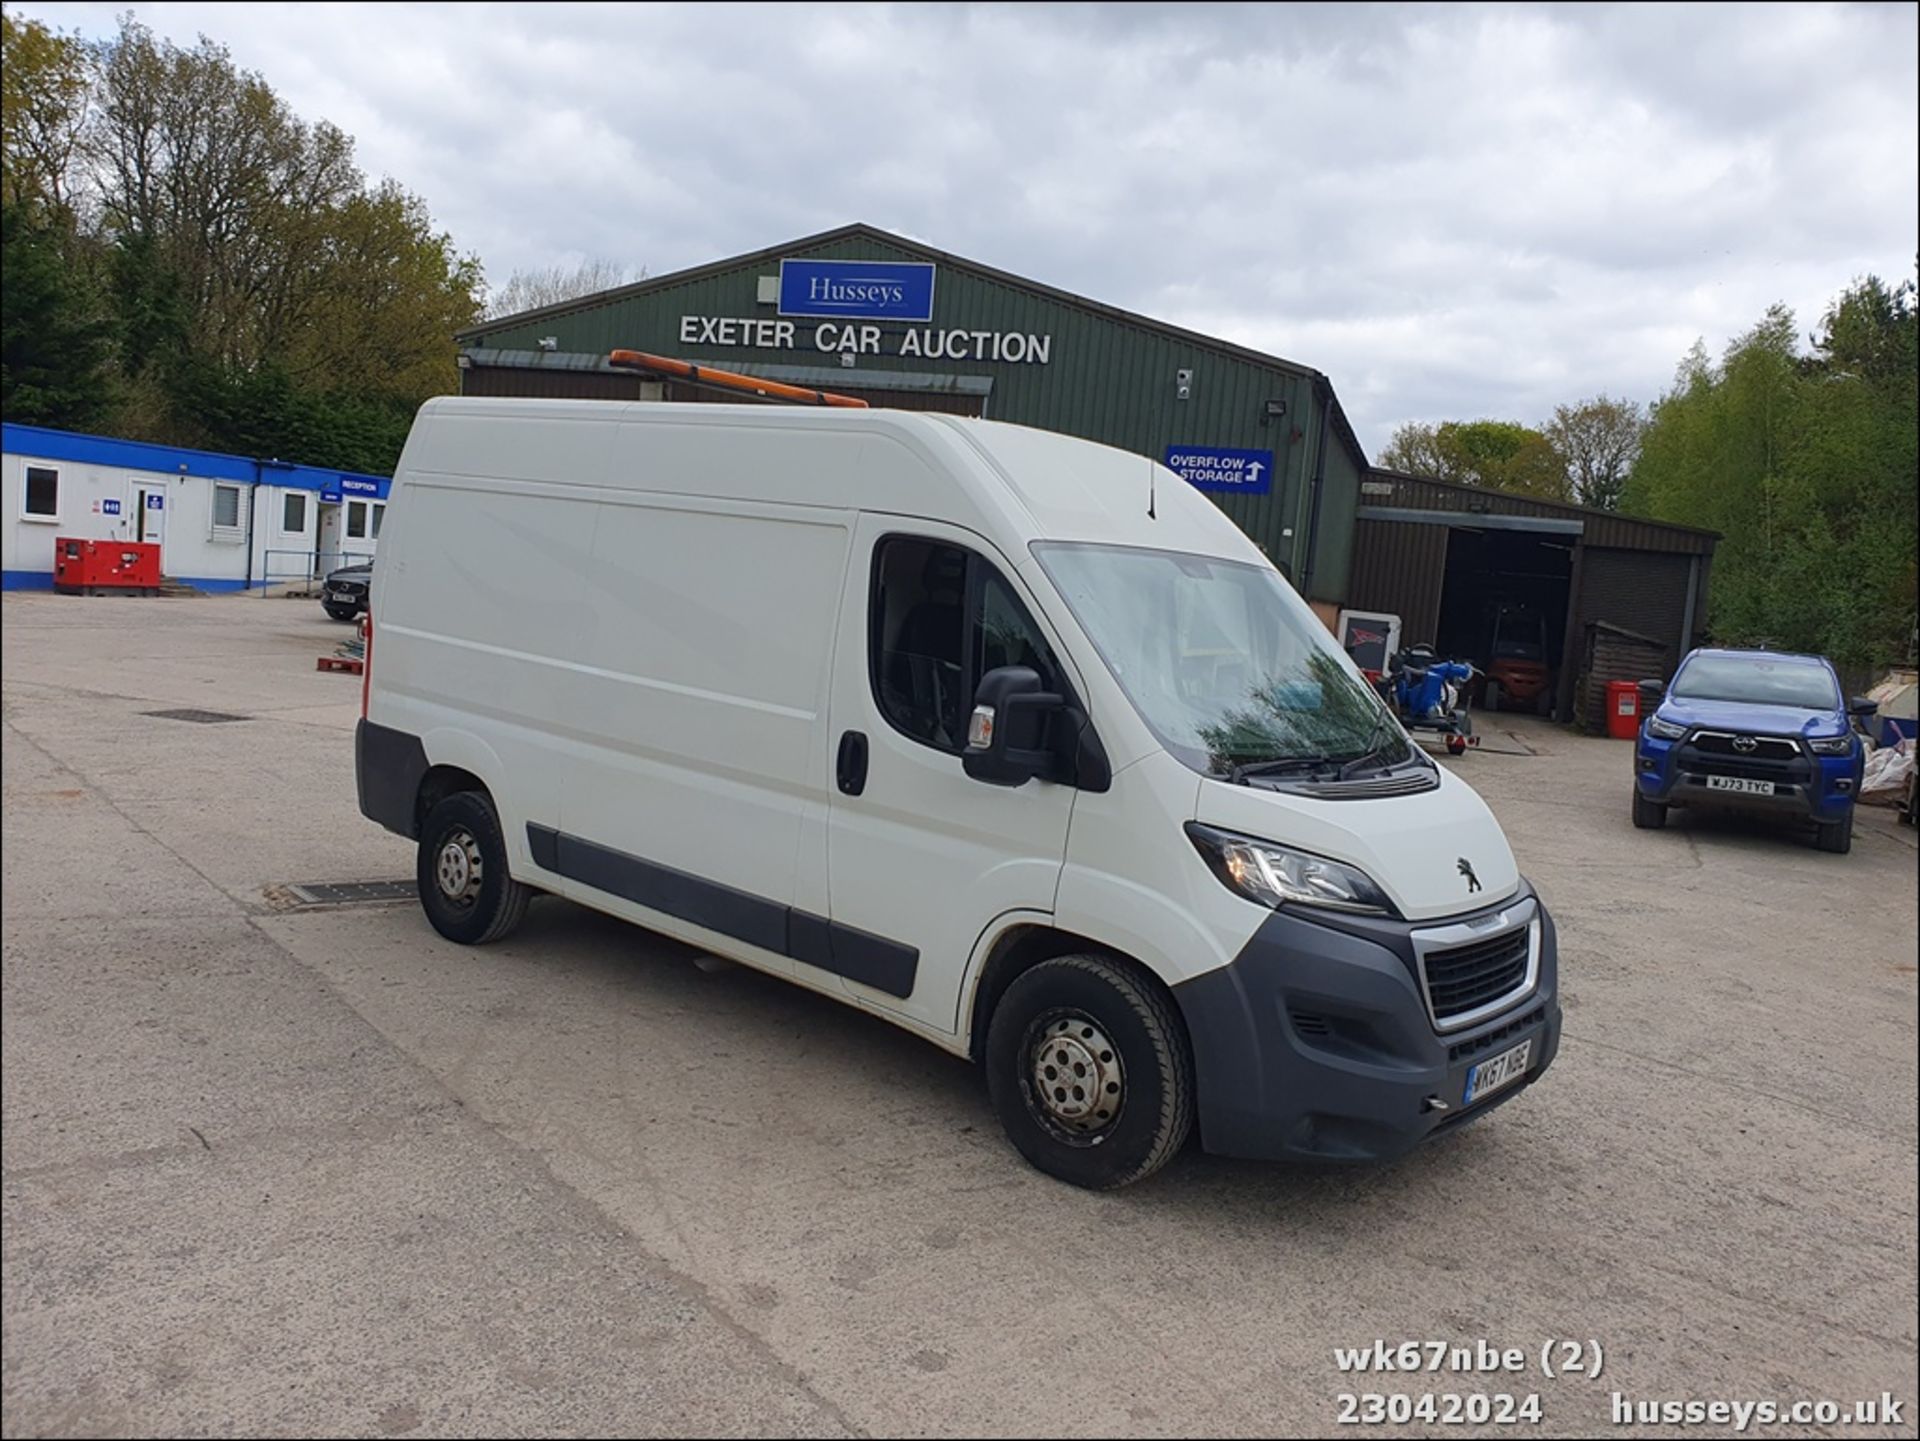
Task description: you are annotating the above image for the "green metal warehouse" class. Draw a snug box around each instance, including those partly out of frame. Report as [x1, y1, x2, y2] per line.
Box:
[457, 222, 1715, 724]
[458, 223, 1369, 610]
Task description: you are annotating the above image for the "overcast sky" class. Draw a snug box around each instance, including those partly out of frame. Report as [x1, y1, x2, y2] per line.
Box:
[26, 1, 1920, 451]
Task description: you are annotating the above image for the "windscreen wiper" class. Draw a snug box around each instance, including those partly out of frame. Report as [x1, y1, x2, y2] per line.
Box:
[1338, 714, 1406, 780]
[1226, 755, 1340, 784]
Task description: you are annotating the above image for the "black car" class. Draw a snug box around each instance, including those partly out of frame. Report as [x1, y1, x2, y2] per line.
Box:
[321, 562, 371, 622]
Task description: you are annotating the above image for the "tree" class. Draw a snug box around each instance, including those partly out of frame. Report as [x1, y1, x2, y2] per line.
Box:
[484, 258, 644, 320]
[1437, 420, 1570, 500]
[1626, 283, 1917, 669]
[1377, 421, 1449, 478]
[0, 10, 90, 219]
[1376, 417, 1572, 501]
[86, 17, 364, 370]
[1, 198, 112, 427]
[1, 12, 485, 470]
[1544, 395, 1643, 510]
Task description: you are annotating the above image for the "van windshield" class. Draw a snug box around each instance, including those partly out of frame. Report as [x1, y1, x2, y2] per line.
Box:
[1033, 542, 1412, 778]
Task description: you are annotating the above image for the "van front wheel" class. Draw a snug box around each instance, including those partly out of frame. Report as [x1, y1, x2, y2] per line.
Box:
[985, 954, 1194, 1190]
[417, 791, 531, 945]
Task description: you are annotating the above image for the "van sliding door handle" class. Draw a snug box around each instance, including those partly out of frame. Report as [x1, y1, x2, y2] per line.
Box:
[836, 731, 869, 796]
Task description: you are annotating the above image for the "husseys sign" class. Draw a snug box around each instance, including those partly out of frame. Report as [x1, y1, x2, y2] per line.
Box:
[678, 257, 1054, 365]
[779, 259, 934, 321]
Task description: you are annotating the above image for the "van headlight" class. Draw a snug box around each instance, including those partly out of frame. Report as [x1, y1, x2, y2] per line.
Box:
[1808, 734, 1854, 756]
[1185, 823, 1395, 917]
[1645, 715, 1687, 741]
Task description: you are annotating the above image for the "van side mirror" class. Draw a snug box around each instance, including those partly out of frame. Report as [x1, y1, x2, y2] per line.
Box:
[1848, 695, 1878, 719]
[963, 666, 1063, 787]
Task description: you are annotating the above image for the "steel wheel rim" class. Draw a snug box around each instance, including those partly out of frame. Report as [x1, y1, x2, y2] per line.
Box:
[434, 828, 483, 908]
[1023, 1009, 1125, 1144]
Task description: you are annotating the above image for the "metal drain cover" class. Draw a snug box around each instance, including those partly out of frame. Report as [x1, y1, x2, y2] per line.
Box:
[144, 708, 251, 724]
[284, 880, 417, 905]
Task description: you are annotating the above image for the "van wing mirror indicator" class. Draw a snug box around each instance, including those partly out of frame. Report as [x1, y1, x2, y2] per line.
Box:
[963, 666, 1063, 787]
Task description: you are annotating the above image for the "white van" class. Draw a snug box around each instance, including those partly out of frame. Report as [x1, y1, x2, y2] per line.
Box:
[357, 398, 1560, 1188]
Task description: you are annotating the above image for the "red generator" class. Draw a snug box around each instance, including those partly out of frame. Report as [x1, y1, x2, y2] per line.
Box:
[52, 537, 162, 596]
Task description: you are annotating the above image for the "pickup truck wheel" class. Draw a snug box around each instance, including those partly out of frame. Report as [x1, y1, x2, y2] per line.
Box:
[1813, 808, 1853, 854]
[986, 954, 1194, 1190]
[417, 791, 531, 944]
[1632, 787, 1667, 829]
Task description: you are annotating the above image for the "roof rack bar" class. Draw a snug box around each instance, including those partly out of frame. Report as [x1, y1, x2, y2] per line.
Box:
[607, 350, 869, 408]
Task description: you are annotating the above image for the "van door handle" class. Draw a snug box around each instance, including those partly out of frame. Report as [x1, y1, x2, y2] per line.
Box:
[836, 731, 869, 796]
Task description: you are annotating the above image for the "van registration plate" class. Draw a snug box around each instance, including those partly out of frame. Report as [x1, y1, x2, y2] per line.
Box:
[1706, 775, 1775, 795]
[1464, 1039, 1531, 1106]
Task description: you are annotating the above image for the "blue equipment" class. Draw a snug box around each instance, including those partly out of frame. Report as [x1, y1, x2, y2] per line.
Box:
[1385, 645, 1479, 755]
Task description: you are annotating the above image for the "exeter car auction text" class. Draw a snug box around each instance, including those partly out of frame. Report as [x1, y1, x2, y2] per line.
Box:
[679, 315, 1053, 364]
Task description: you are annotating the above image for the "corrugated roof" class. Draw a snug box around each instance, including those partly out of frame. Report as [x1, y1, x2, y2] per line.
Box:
[1366, 467, 1719, 554]
[458, 222, 1371, 478]
[460, 225, 1319, 380]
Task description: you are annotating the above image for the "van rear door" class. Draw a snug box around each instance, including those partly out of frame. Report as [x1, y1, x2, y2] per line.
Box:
[819, 515, 1076, 1034]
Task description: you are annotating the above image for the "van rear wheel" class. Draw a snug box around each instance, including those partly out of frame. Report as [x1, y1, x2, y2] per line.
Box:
[417, 791, 530, 944]
[985, 954, 1194, 1190]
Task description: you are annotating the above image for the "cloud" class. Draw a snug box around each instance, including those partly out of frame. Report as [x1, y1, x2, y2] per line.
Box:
[27, 0, 1918, 451]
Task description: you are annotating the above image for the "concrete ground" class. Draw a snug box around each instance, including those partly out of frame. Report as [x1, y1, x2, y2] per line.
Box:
[2, 592, 1915, 1439]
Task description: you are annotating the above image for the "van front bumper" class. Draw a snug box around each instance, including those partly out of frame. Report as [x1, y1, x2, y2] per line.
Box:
[1171, 886, 1560, 1164]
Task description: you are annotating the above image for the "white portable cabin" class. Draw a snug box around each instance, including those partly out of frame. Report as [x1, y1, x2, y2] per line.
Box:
[1, 422, 391, 592]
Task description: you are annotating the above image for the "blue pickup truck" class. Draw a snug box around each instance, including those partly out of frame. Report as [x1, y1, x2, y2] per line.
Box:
[1633, 648, 1877, 853]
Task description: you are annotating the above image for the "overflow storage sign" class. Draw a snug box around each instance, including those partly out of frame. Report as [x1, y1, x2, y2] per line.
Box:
[1164, 445, 1274, 494]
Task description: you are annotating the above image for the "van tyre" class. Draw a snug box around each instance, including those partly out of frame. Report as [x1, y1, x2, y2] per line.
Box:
[417, 791, 531, 944]
[985, 954, 1194, 1190]
[1814, 808, 1853, 854]
[1631, 787, 1666, 829]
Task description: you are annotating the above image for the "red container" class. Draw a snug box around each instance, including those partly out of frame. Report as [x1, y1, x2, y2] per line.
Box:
[1604, 678, 1642, 739]
[52, 537, 162, 593]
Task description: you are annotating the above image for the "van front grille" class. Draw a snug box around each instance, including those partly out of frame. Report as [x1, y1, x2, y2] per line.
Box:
[1423, 929, 1531, 1022]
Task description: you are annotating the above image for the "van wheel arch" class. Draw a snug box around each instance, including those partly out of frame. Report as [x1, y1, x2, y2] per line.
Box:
[967, 925, 1186, 1064]
[414, 764, 490, 838]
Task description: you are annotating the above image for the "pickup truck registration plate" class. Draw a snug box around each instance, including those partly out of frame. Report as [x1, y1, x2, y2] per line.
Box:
[1464, 1039, 1531, 1106]
[1706, 775, 1776, 795]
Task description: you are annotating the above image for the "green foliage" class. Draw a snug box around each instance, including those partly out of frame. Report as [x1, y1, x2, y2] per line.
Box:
[0, 9, 89, 218]
[1626, 283, 1918, 669]
[1377, 418, 1572, 501]
[1376, 420, 1447, 478]
[0, 11, 479, 473]
[1544, 395, 1643, 510]
[1, 199, 113, 427]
